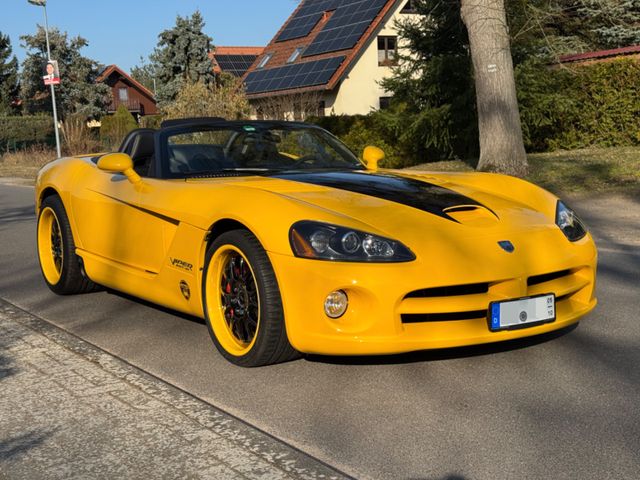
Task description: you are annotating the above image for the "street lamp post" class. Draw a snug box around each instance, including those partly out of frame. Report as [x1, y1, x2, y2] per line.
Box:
[28, 0, 61, 158]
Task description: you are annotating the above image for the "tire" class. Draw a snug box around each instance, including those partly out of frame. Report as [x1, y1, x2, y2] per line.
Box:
[202, 230, 299, 367]
[37, 195, 98, 295]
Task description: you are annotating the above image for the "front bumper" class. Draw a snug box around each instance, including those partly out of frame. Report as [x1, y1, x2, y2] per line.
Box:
[269, 230, 597, 356]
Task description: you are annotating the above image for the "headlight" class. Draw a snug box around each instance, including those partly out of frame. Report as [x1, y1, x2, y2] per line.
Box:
[556, 200, 587, 242]
[289, 221, 415, 262]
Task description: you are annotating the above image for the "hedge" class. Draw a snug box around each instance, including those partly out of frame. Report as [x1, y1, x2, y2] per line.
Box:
[517, 58, 640, 151]
[312, 58, 640, 167]
[0, 115, 54, 151]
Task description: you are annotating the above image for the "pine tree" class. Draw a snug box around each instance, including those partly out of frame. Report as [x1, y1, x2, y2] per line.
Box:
[150, 11, 214, 107]
[130, 56, 157, 95]
[20, 26, 110, 118]
[380, 1, 479, 161]
[0, 32, 19, 115]
[510, 0, 640, 59]
[562, 0, 640, 49]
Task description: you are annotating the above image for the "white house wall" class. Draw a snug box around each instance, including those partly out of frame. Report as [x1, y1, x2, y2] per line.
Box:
[323, 1, 416, 115]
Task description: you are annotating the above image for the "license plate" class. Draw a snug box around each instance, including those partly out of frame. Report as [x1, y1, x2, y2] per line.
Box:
[489, 294, 555, 331]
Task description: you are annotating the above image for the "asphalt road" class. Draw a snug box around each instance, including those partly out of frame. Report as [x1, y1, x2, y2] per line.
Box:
[1, 182, 639, 480]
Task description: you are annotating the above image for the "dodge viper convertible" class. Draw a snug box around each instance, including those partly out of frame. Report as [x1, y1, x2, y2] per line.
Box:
[35, 118, 597, 366]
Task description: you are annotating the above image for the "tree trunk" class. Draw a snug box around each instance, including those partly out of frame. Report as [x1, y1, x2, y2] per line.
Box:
[460, 0, 528, 177]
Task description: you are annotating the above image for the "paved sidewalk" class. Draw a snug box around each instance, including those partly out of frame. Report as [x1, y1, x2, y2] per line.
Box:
[0, 300, 348, 480]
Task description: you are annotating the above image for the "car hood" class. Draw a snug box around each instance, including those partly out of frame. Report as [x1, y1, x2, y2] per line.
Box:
[228, 170, 555, 237]
[185, 169, 586, 269]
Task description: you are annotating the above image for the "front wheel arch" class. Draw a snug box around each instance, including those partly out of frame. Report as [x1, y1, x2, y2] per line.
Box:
[36, 194, 98, 295]
[38, 186, 61, 212]
[201, 229, 299, 367]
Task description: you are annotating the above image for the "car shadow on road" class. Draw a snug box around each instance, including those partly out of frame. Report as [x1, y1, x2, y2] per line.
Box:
[0, 205, 35, 227]
[104, 289, 206, 326]
[305, 324, 579, 366]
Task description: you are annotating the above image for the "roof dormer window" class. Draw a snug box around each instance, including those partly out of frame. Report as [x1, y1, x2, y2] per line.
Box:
[257, 53, 273, 69]
[287, 47, 305, 64]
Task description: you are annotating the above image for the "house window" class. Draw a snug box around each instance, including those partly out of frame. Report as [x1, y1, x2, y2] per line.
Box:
[317, 100, 326, 117]
[118, 87, 129, 102]
[379, 97, 392, 110]
[378, 36, 397, 66]
[401, 0, 417, 13]
[287, 47, 304, 64]
[257, 53, 273, 69]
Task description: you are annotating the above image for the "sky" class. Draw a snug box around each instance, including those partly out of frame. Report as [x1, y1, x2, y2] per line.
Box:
[1, 0, 297, 72]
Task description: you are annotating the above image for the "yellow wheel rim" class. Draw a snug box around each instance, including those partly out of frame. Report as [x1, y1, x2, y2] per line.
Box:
[205, 245, 260, 356]
[38, 207, 63, 285]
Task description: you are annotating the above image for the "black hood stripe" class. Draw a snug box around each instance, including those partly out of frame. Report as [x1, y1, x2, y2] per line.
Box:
[269, 170, 490, 222]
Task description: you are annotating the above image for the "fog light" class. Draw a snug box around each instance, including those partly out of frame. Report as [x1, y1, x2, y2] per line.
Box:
[324, 290, 348, 319]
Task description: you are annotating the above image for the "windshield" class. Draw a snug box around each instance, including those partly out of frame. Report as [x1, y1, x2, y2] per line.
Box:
[163, 124, 363, 177]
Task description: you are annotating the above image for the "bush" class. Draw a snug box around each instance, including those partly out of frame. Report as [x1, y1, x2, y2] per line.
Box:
[308, 114, 368, 138]
[163, 76, 250, 121]
[61, 114, 100, 155]
[0, 115, 54, 151]
[100, 105, 138, 150]
[309, 113, 409, 168]
[517, 59, 640, 151]
[139, 114, 163, 130]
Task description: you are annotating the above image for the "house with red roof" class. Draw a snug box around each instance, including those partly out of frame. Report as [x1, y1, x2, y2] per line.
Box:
[242, 0, 418, 119]
[210, 46, 264, 77]
[96, 64, 158, 118]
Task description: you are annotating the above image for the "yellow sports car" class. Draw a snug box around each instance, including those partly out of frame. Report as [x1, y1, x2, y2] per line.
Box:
[35, 118, 597, 366]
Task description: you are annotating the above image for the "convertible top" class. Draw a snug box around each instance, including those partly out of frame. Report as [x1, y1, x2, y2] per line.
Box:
[159, 117, 315, 130]
[160, 117, 226, 129]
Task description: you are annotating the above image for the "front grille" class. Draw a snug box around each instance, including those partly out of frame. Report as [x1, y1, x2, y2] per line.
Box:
[399, 267, 589, 325]
[405, 282, 489, 299]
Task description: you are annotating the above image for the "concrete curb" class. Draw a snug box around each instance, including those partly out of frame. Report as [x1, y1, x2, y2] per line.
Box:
[0, 298, 352, 480]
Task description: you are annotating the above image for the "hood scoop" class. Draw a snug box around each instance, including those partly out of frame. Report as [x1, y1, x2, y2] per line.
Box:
[443, 205, 499, 226]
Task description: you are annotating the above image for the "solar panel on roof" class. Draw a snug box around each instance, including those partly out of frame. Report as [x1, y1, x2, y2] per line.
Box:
[303, 0, 388, 57]
[276, 0, 388, 54]
[276, 0, 338, 42]
[244, 56, 345, 94]
[216, 54, 260, 77]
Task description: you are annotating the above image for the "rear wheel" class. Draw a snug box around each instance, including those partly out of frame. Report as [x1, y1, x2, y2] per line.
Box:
[202, 230, 299, 367]
[37, 195, 97, 295]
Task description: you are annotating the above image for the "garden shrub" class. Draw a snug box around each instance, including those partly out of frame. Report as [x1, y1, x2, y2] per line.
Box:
[517, 58, 640, 151]
[99, 105, 138, 150]
[308, 114, 368, 138]
[0, 115, 53, 151]
[139, 114, 163, 130]
[310, 113, 407, 168]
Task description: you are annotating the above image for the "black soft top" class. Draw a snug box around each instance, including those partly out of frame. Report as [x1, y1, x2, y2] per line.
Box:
[159, 117, 315, 131]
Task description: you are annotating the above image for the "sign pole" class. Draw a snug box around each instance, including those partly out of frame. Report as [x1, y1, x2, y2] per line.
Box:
[42, 3, 61, 158]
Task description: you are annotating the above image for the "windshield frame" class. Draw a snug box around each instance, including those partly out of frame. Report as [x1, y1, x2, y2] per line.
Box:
[157, 121, 365, 179]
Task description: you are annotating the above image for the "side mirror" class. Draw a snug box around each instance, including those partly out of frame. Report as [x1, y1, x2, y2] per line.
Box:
[97, 153, 141, 184]
[362, 146, 385, 171]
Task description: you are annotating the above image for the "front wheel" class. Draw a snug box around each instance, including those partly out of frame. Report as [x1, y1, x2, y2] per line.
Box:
[202, 230, 299, 367]
[37, 195, 97, 295]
